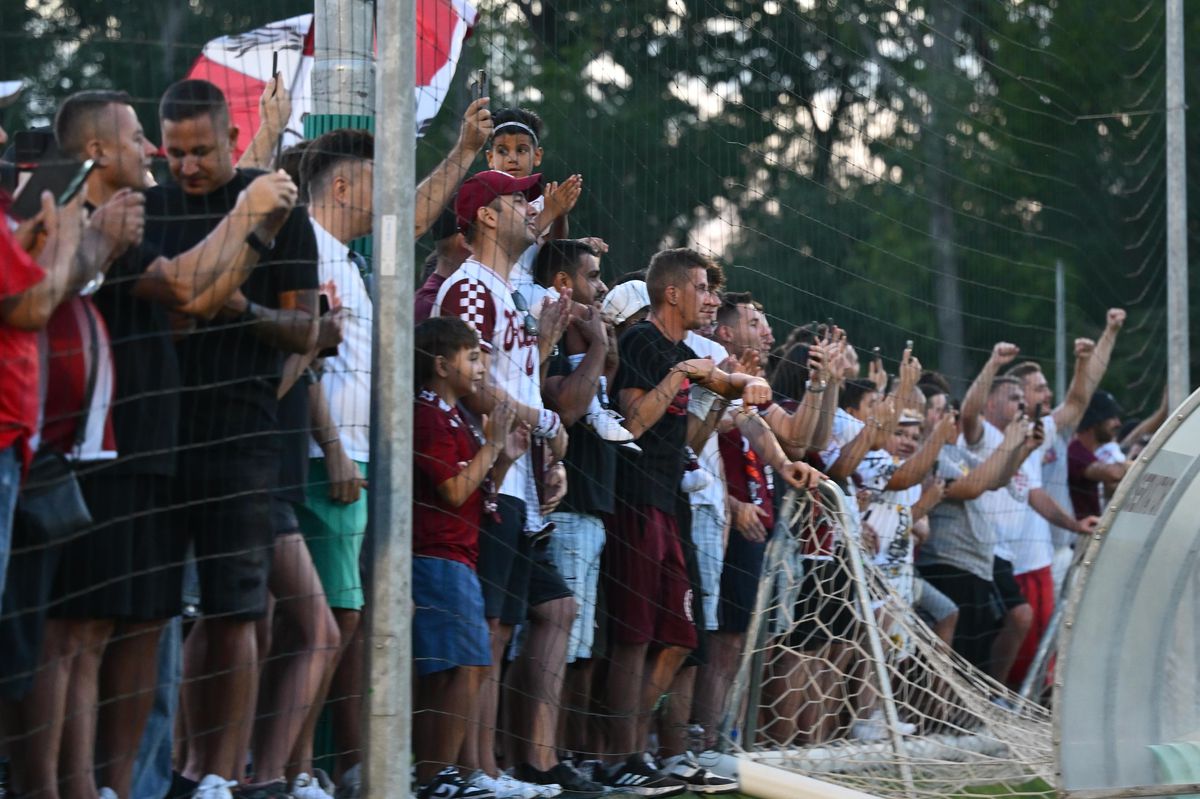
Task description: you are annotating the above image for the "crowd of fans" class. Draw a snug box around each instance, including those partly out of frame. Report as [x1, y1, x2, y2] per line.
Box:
[0, 70, 1163, 799]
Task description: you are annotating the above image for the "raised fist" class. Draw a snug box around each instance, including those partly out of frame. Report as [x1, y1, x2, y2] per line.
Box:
[991, 342, 1020, 366]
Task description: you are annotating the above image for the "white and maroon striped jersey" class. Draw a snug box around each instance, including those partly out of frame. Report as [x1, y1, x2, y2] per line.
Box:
[432, 258, 541, 501]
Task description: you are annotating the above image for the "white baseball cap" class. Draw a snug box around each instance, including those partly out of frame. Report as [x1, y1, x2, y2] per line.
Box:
[0, 81, 24, 109]
[601, 280, 650, 325]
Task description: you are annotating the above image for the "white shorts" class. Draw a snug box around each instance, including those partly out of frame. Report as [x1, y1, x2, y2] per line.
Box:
[546, 511, 607, 662]
[692, 504, 725, 632]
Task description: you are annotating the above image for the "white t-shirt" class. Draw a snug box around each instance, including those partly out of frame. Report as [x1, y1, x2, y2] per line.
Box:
[511, 195, 549, 312]
[857, 449, 917, 599]
[309, 218, 373, 462]
[970, 415, 1058, 574]
[1095, 441, 1126, 464]
[433, 257, 542, 500]
[684, 332, 730, 515]
[819, 407, 864, 468]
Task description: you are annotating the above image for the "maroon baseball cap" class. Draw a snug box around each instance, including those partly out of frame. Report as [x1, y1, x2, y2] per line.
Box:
[455, 169, 543, 232]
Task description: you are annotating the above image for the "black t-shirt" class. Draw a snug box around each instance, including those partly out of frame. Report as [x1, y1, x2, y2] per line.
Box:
[91, 231, 181, 476]
[547, 352, 616, 516]
[612, 320, 696, 513]
[143, 170, 318, 450]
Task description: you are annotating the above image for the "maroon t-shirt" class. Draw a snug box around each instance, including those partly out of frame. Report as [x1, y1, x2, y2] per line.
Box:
[1067, 439, 1101, 520]
[719, 427, 775, 530]
[413, 389, 488, 568]
[413, 271, 448, 324]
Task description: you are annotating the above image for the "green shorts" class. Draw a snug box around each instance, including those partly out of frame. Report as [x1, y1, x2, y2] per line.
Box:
[296, 458, 368, 610]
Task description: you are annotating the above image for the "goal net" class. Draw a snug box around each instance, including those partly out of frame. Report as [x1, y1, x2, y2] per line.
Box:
[722, 480, 1054, 798]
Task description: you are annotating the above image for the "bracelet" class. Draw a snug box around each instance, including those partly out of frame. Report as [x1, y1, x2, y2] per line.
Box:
[532, 408, 562, 439]
[245, 230, 273, 257]
[318, 436, 340, 447]
[234, 300, 259, 326]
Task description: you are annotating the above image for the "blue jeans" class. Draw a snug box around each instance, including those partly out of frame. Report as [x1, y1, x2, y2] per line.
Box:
[131, 616, 182, 799]
[0, 444, 21, 602]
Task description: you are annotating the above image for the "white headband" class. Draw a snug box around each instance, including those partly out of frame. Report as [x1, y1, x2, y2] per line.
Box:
[492, 121, 539, 148]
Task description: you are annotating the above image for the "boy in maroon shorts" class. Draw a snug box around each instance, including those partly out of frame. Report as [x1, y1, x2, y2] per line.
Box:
[412, 316, 522, 799]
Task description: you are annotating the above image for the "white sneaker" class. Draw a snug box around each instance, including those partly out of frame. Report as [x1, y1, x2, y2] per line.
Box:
[470, 772, 545, 799]
[192, 775, 238, 799]
[991, 695, 1020, 714]
[849, 713, 916, 741]
[293, 772, 336, 799]
[662, 752, 739, 794]
[99, 789, 119, 799]
[514, 775, 561, 799]
[586, 408, 635, 442]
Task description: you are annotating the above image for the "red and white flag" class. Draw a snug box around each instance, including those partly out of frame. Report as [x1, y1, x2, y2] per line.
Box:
[185, 0, 477, 159]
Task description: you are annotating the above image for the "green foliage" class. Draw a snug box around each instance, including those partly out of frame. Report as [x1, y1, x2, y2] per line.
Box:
[2, 0, 1192, 413]
[0, 0, 310, 141]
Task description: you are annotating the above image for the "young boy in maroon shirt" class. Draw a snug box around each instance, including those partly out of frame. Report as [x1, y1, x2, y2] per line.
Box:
[412, 316, 522, 799]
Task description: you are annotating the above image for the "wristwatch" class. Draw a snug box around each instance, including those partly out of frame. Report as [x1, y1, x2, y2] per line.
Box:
[245, 231, 273, 257]
[233, 300, 260, 326]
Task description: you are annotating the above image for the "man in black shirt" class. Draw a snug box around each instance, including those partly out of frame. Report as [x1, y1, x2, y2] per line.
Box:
[537, 240, 615, 764]
[0, 89, 302, 799]
[144, 79, 316, 796]
[599, 248, 780, 793]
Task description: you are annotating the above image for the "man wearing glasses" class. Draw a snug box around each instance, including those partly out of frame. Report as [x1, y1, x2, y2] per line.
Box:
[431, 169, 581, 798]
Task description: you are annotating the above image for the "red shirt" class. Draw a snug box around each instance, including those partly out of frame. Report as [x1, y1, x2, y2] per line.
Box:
[41, 297, 117, 460]
[413, 271, 447, 325]
[0, 216, 47, 469]
[413, 389, 489, 568]
[1067, 438, 1102, 520]
[719, 427, 775, 531]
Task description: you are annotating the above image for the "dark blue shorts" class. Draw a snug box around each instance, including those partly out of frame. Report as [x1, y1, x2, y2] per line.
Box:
[413, 556, 491, 676]
[718, 531, 767, 634]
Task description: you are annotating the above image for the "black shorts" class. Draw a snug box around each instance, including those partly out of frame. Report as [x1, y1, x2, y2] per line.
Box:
[527, 545, 573, 609]
[918, 562, 1004, 671]
[177, 447, 278, 620]
[992, 556, 1028, 612]
[0, 515, 63, 699]
[53, 471, 184, 621]
[718, 533, 767, 635]
[787, 556, 858, 651]
[479, 494, 532, 626]
[271, 495, 301, 537]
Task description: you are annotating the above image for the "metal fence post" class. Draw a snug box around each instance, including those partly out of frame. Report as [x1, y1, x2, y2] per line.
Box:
[365, 0, 415, 795]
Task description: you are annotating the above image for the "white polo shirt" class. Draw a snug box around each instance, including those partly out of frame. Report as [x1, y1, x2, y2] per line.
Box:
[308, 217, 373, 462]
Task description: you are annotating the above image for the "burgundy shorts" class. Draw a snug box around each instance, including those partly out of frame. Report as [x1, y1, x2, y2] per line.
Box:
[603, 504, 697, 650]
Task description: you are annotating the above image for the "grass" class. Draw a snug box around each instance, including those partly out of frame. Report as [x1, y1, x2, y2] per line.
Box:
[604, 776, 1056, 799]
[953, 778, 1056, 799]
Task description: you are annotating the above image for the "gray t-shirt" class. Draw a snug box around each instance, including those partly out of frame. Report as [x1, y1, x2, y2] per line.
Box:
[917, 444, 996, 581]
[1042, 425, 1076, 549]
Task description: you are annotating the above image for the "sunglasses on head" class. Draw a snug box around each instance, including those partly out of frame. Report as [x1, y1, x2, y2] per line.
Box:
[511, 291, 539, 337]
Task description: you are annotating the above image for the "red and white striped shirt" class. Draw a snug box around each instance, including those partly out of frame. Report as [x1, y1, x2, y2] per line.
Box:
[40, 297, 117, 462]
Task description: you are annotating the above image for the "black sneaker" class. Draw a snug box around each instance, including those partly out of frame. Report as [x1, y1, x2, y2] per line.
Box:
[572, 761, 606, 786]
[661, 752, 739, 795]
[232, 780, 291, 799]
[514, 763, 605, 799]
[418, 767, 495, 799]
[603, 754, 686, 797]
[166, 773, 199, 799]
